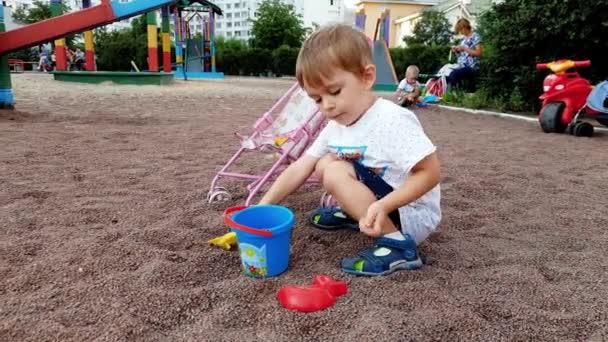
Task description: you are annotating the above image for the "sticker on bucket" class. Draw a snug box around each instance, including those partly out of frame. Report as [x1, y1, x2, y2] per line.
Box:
[238, 243, 268, 277]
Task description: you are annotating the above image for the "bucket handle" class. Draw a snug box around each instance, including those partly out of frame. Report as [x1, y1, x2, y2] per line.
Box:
[224, 206, 273, 237]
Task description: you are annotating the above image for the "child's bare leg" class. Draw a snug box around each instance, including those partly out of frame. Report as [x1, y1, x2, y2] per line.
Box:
[314, 156, 421, 276]
[313, 153, 339, 179]
[318, 158, 398, 235]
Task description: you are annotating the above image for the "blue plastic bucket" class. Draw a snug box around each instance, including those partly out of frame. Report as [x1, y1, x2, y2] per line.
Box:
[224, 205, 295, 278]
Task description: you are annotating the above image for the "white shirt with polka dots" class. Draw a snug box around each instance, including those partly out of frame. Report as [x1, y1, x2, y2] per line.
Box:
[306, 98, 441, 244]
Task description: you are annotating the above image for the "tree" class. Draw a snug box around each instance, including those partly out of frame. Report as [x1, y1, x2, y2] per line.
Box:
[403, 10, 452, 46]
[11, 0, 76, 50]
[250, 0, 306, 50]
[11, 0, 70, 24]
[215, 36, 249, 75]
[93, 15, 150, 71]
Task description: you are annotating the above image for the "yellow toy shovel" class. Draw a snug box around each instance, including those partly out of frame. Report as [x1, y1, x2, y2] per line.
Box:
[208, 232, 237, 251]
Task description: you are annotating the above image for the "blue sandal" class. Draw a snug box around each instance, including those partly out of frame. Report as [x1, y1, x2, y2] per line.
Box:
[310, 206, 360, 231]
[341, 235, 423, 276]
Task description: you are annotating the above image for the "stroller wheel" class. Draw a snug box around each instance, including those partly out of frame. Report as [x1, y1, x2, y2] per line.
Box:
[208, 189, 232, 203]
[206, 186, 228, 200]
[572, 121, 594, 137]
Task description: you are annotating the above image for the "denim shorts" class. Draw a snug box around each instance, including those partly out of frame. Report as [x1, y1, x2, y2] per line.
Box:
[352, 162, 402, 228]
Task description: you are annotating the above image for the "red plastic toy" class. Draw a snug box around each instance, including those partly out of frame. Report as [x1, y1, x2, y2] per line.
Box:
[536, 59, 608, 137]
[277, 275, 348, 312]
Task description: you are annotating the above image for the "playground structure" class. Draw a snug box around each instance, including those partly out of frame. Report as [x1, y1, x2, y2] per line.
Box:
[52, 4, 177, 86]
[355, 8, 398, 91]
[173, 1, 224, 79]
[0, 0, 223, 108]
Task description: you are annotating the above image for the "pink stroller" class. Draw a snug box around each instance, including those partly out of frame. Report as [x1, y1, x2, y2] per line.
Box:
[207, 83, 326, 206]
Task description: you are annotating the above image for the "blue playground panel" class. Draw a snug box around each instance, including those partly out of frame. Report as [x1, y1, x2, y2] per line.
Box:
[0, 88, 15, 108]
[174, 71, 225, 79]
[111, 0, 175, 20]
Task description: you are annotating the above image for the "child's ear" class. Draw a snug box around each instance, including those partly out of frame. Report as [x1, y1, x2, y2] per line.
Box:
[362, 64, 376, 90]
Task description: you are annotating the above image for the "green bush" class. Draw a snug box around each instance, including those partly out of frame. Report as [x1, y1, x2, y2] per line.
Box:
[215, 39, 276, 76]
[215, 37, 249, 75]
[506, 88, 526, 112]
[478, 0, 608, 111]
[444, 86, 529, 113]
[390, 44, 451, 79]
[242, 48, 273, 76]
[272, 45, 299, 76]
[403, 10, 452, 46]
[94, 28, 142, 71]
[7, 47, 38, 63]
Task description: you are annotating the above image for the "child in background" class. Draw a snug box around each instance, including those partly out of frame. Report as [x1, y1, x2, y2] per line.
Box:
[258, 25, 441, 276]
[395, 65, 423, 107]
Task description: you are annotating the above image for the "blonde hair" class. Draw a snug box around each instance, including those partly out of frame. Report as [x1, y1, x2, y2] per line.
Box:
[296, 24, 373, 89]
[454, 18, 472, 34]
[406, 65, 419, 78]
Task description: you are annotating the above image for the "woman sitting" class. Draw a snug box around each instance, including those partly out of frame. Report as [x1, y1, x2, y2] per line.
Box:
[447, 18, 483, 89]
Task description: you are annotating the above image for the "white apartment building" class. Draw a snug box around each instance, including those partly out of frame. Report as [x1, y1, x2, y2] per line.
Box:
[213, 0, 298, 42]
[301, 0, 355, 30]
[212, 0, 354, 42]
[4, 0, 36, 11]
[4, 0, 133, 30]
[2, 3, 22, 30]
[5, 0, 83, 11]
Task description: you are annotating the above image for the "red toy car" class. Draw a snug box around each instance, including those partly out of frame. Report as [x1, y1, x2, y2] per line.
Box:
[536, 59, 608, 137]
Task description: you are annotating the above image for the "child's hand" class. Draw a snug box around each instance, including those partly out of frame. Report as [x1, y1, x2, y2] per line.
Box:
[359, 201, 389, 237]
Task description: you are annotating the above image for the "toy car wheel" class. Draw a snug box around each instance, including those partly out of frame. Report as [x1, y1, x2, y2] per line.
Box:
[573, 121, 594, 137]
[539, 102, 567, 133]
[596, 118, 608, 127]
[568, 121, 584, 135]
[208, 190, 231, 203]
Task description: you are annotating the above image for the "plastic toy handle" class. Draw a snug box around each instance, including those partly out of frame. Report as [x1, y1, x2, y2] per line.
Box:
[536, 63, 548, 70]
[574, 60, 591, 67]
[223, 206, 273, 237]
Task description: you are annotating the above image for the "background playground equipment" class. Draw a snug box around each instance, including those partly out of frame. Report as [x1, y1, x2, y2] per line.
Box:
[536, 59, 608, 138]
[0, 0, 177, 104]
[355, 8, 398, 91]
[0, 0, 223, 105]
[52, 6, 176, 85]
[48, 0, 224, 85]
[173, 0, 224, 79]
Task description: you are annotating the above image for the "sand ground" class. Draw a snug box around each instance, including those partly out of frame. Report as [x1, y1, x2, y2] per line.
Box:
[1, 74, 607, 341]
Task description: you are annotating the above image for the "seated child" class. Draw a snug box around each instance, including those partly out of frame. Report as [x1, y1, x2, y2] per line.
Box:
[258, 25, 442, 276]
[396, 65, 423, 107]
